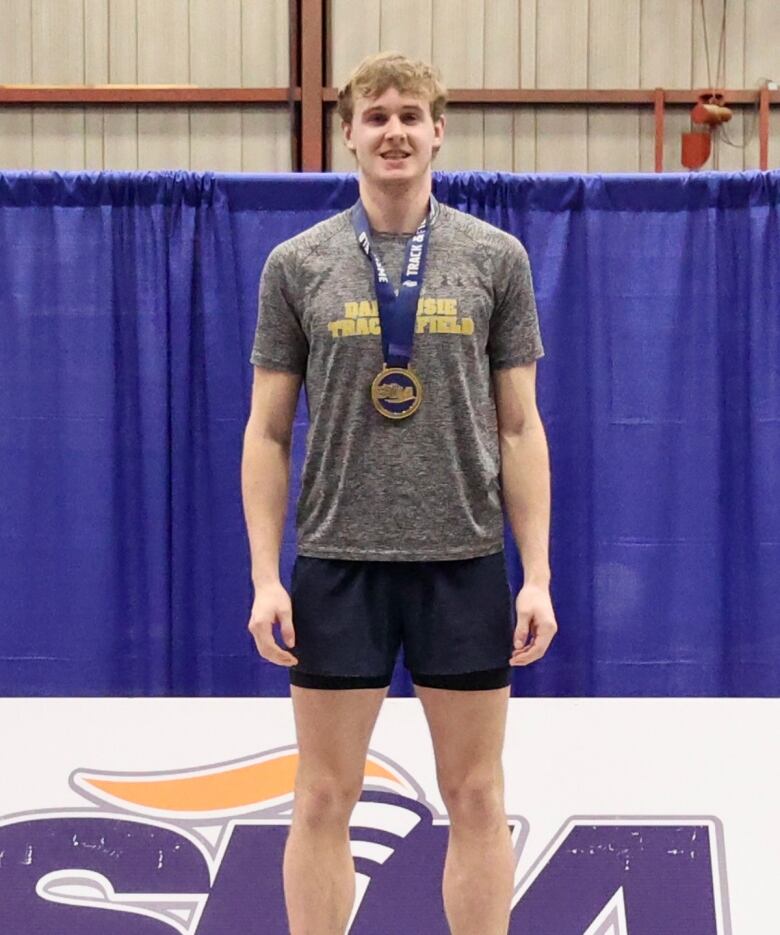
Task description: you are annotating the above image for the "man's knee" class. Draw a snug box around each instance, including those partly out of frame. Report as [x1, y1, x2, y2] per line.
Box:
[292, 773, 363, 829]
[439, 771, 505, 827]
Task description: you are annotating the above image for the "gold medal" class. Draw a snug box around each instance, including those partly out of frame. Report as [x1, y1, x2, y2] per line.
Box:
[371, 366, 423, 420]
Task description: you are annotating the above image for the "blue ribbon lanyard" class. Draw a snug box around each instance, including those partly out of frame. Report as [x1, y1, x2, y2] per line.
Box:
[351, 198, 435, 369]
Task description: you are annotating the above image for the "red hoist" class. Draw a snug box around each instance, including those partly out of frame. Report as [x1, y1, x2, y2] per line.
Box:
[681, 92, 733, 169]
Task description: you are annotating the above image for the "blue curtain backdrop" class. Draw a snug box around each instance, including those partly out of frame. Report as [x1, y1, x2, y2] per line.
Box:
[0, 170, 778, 697]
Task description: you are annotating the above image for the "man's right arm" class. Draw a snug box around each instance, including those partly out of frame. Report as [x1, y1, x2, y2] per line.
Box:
[241, 365, 302, 666]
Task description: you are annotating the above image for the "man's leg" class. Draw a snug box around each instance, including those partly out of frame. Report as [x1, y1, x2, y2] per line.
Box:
[284, 684, 389, 935]
[415, 683, 514, 935]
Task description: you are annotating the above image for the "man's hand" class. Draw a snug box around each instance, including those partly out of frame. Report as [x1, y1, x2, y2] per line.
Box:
[510, 583, 557, 666]
[248, 582, 298, 667]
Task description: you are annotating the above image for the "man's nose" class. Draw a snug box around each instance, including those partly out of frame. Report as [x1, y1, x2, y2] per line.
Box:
[384, 115, 407, 138]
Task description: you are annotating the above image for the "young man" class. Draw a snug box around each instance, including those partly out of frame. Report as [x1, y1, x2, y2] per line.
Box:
[242, 52, 557, 935]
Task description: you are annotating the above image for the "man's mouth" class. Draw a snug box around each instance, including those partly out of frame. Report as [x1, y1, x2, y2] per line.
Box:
[381, 152, 410, 160]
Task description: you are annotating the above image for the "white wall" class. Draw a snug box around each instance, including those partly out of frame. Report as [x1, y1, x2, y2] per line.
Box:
[330, 0, 780, 173]
[0, 0, 778, 172]
[0, 0, 291, 171]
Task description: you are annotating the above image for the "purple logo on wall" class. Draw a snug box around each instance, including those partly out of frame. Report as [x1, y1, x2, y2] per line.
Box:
[0, 745, 732, 933]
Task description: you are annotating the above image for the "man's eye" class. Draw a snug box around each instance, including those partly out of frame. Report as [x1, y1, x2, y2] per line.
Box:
[403, 114, 419, 122]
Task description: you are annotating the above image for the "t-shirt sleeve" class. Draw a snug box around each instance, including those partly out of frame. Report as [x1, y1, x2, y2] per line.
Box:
[250, 244, 308, 374]
[487, 234, 544, 370]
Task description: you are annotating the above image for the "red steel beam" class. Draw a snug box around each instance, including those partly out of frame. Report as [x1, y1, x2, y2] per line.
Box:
[1, 85, 774, 110]
[321, 87, 780, 106]
[300, 0, 324, 171]
[643, 89, 778, 105]
[654, 88, 665, 172]
[0, 85, 298, 104]
[288, 0, 300, 170]
[759, 85, 770, 171]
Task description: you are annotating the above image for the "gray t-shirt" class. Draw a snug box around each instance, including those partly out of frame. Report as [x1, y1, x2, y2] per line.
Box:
[250, 200, 544, 561]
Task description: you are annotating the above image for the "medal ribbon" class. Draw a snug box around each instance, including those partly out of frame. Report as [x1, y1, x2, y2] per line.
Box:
[350, 197, 436, 368]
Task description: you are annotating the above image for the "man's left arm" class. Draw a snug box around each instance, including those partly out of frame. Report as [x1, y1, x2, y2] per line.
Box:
[493, 361, 558, 666]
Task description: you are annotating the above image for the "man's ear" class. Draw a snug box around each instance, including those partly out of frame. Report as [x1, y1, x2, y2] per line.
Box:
[432, 114, 446, 154]
[342, 120, 356, 152]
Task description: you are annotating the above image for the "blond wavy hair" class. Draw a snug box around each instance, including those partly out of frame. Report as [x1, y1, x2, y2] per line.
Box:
[337, 52, 447, 124]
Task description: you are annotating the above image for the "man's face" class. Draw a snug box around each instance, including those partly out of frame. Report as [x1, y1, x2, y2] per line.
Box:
[343, 86, 445, 187]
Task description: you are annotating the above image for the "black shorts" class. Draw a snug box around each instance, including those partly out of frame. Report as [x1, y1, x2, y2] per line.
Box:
[288, 550, 514, 691]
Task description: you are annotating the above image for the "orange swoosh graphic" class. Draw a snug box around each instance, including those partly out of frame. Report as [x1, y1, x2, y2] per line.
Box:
[74, 752, 401, 815]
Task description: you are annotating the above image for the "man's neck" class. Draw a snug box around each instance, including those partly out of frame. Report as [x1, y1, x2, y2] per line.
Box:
[358, 176, 432, 234]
